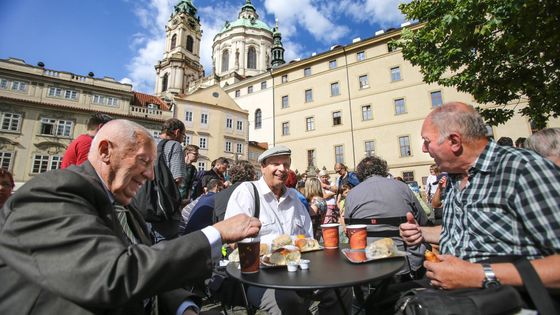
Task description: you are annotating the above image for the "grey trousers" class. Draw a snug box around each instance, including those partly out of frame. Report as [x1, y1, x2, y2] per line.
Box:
[247, 286, 352, 315]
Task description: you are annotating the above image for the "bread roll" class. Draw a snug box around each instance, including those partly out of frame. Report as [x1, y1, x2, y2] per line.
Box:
[295, 238, 320, 251]
[269, 246, 301, 265]
[272, 234, 293, 250]
[366, 238, 396, 259]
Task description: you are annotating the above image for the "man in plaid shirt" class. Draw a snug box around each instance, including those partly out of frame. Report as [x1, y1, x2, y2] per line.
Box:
[400, 102, 560, 290]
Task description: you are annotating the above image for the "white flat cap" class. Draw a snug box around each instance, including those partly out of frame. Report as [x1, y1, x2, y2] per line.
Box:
[258, 145, 291, 163]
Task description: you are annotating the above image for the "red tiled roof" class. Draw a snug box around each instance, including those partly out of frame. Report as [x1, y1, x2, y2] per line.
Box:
[132, 91, 170, 111]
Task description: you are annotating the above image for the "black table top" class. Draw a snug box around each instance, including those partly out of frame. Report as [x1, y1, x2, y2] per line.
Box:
[226, 248, 405, 290]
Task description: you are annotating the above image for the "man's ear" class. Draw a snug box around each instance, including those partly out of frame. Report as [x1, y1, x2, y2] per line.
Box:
[448, 133, 463, 153]
[98, 140, 111, 163]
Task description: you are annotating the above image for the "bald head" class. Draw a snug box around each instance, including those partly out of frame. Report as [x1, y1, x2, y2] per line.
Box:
[89, 119, 157, 205]
[427, 102, 487, 143]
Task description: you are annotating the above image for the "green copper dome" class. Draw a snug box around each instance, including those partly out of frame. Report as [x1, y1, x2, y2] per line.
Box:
[218, 18, 272, 34]
[173, 0, 197, 16]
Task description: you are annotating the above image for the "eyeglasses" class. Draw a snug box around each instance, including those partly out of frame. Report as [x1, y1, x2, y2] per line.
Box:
[0, 181, 13, 188]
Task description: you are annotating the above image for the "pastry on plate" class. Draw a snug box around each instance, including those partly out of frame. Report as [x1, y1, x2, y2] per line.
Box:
[268, 245, 301, 265]
[365, 238, 396, 259]
[294, 238, 320, 251]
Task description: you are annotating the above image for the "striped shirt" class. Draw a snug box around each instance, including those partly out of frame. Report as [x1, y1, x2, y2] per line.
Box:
[160, 139, 185, 181]
[440, 141, 560, 262]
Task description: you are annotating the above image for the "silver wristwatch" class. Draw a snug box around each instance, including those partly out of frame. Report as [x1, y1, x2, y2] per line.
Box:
[482, 263, 501, 288]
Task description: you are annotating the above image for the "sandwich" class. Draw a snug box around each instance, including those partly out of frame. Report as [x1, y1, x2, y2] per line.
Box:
[269, 245, 301, 265]
[366, 238, 396, 259]
[294, 238, 320, 251]
[272, 234, 293, 250]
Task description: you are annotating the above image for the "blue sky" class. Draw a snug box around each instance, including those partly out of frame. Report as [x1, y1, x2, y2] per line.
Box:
[0, 0, 409, 93]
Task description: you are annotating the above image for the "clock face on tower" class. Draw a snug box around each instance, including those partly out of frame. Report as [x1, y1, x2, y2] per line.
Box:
[189, 19, 196, 29]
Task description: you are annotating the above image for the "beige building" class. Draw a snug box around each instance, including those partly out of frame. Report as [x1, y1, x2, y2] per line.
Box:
[269, 25, 560, 185]
[0, 58, 173, 187]
[175, 84, 248, 170]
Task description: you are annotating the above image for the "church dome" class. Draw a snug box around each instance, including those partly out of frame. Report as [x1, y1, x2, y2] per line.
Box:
[216, 0, 272, 35]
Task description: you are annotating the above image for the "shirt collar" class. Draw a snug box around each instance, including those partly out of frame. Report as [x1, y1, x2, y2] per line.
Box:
[257, 177, 289, 199]
[469, 140, 498, 175]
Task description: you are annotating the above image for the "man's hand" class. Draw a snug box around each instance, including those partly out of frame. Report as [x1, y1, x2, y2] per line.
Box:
[399, 212, 423, 246]
[425, 255, 484, 290]
[213, 214, 261, 243]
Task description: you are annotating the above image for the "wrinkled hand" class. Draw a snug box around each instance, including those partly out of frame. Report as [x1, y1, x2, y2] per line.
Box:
[399, 212, 423, 246]
[213, 214, 261, 244]
[438, 176, 447, 188]
[425, 255, 483, 290]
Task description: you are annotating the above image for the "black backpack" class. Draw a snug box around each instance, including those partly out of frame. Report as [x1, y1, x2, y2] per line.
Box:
[190, 169, 207, 200]
[131, 139, 181, 223]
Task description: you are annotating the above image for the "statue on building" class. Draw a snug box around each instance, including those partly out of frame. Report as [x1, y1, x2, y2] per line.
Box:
[235, 48, 240, 69]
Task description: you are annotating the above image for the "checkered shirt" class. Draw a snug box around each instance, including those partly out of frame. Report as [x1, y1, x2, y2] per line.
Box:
[440, 141, 560, 262]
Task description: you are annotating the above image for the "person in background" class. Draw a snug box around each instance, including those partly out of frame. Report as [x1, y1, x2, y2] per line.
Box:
[159, 118, 186, 188]
[515, 137, 526, 148]
[181, 179, 224, 235]
[424, 164, 439, 204]
[61, 112, 113, 168]
[304, 177, 327, 240]
[496, 136, 513, 146]
[0, 168, 15, 207]
[286, 169, 310, 211]
[181, 144, 200, 204]
[525, 128, 560, 167]
[213, 160, 256, 223]
[0, 119, 261, 314]
[318, 170, 338, 224]
[333, 163, 359, 202]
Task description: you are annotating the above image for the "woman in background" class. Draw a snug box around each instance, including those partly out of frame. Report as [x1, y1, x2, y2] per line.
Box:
[0, 169, 15, 207]
[304, 178, 327, 240]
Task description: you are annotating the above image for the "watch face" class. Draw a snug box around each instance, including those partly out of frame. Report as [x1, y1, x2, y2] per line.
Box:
[483, 279, 501, 289]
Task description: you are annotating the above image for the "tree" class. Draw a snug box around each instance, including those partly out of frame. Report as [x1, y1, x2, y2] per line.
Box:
[396, 0, 560, 128]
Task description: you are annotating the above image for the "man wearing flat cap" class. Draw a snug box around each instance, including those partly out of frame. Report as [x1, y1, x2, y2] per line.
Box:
[225, 146, 352, 315]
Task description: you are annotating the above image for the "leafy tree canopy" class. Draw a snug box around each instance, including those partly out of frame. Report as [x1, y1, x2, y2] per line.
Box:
[396, 0, 560, 128]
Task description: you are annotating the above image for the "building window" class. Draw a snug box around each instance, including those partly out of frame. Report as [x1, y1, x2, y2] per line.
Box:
[161, 73, 168, 92]
[281, 74, 288, 83]
[92, 94, 118, 107]
[402, 171, 415, 182]
[64, 89, 78, 100]
[236, 143, 243, 153]
[247, 47, 257, 69]
[186, 35, 194, 53]
[11, 80, 27, 92]
[225, 141, 232, 152]
[306, 117, 315, 131]
[357, 51, 365, 61]
[222, 49, 229, 72]
[106, 97, 118, 106]
[335, 145, 344, 164]
[39, 118, 73, 137]
[0, 78, 8, 89]
[0, 112, 22, 132]
[394, 98, 406, 115]
[170, 34, 177, 49]
[282, 122, 289, 135]
[304, 67, 311, 77]
[255, 109, 262, 129]
[281, 95, 289, 108]
[365, 140, 375, 157]
[185, 111, 193, 122]
[359, 75, 369, 89]
[399, 136, 411, 157]
[361, 105, 373, 121]
[226, 118, 233, 129]
[331, 82, 340, 96]
[32, 154, 62, 174]
[305, 89, 313, 103]
[332, 111, 342, 126]
[247, 86, 253, 94]
[199, 137, 208, 149]
[236, 120, 243, 131]
[261, 81, 267, 89]
[391, 66, 401, 82]
[329, 60, 337, 69]
[201, 113, 208, 125]
[235, 89, 240, 97]
[197, 162, 206, 171]
[0, 151, 14, 170]
[431, 91, 443, 107]
[307, 149, 316, 168]
[48, 87, 62, 97]
[184, 134, 191, 145]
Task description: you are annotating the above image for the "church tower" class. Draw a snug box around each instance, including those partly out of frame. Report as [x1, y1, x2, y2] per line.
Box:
[271, 20, 285, 68]
[212, 0, 273, 85]
[155, 0, 204, 98]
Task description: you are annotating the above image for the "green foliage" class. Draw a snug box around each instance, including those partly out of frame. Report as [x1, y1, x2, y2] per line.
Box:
[396, 0, 560, 129]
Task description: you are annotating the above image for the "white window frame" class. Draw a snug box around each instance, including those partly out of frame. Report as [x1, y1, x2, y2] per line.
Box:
[331, 82, 340, 96]
[362, 105, 373, 121]
[185, 111, 193, 122]
[306, 117, 315, 131]
[394, 98, 406, 115]
[0, 112, 22, 132]
[200, 113, 208, 127]
[399, 136, 412, 157]
[247, 86, 253, 94]
[197, 162, 206, 171]
[357, 51, 365, 61]
[391, 66, 401, 82]
[431, 91, 443, 107]
[332, 111, 342, 126]
[334, 145, 344, 164]
[359, 75, 369, 89]
[281, 95, 289, 108]
[304, 67, 311, 77]
[226, 117, 233, 129]
[225, 141, 232, 152]
[199, 137, 208, 149]
[0, 78, 8, 89]
[329, 60, 337, 69]
[11, 80, 27, 92]
[365, 140, 375, 157]
[0, 151, 14, 170]
[305, 89, 313, 103]
[236, 120, 243, 131]
[39, 117, 73, 137]
[282, 122, 289, 136]
[32, 154, 62, 174]
[236, 143, 243, 154]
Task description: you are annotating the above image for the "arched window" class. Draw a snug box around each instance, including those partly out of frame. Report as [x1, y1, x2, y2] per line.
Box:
[255, 109, 262, 129]
[247, 47, 257, 69]
[186, 35, 194, 52]
[162, 73, 168, 92]
[221, 49, 229, 72]
[170, 34, 177, 50]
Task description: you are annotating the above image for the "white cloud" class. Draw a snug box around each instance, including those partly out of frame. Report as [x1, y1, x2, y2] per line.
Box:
[339, 0, 409, 27]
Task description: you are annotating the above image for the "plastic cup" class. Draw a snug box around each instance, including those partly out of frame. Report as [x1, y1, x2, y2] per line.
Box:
[299, 259, 310, 270]
[287, 261, 299, 272]
[238, 237, 260, 274]
[321, 223, 340, 249]
[346, 224, 367, 249]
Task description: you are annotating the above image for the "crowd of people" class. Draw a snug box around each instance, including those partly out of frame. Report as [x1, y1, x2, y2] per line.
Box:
[0, 103, 558, 314]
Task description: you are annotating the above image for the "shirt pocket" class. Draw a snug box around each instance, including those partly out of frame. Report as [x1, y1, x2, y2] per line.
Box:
[292, 216, 307, 236]
[260, 216, 278, 235]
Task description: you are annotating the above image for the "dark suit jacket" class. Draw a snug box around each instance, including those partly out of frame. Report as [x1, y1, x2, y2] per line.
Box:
[0, 162, 213, 314]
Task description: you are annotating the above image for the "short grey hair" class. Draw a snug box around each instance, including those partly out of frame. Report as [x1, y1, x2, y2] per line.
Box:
[430, 102, 487, 143]
[525, 128, 560, 159]
[356, 155, 388, 181]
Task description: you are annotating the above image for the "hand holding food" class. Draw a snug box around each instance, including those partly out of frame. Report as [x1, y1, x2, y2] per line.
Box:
[424, 249, 440, 262]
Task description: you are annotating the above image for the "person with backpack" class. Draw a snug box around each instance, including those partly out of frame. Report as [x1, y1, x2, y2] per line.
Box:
[181, 144, 199, 205]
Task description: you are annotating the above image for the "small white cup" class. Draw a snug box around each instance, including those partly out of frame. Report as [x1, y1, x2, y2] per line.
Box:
[299, 259, 310, 270]
[287, 261, 298, 272]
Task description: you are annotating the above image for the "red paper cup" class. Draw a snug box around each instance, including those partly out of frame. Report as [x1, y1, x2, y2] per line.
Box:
[321, 223, 340, 249]
[238, 238, 260, 273]
[346, 224, 367, 249]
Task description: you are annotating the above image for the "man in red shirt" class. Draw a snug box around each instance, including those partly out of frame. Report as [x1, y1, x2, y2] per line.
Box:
[61, 113, 113, 168]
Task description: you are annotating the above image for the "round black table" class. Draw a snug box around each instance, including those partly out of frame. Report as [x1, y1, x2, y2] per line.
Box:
[226, 248, 405, 314]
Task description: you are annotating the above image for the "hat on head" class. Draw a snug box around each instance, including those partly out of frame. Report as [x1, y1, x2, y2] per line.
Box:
[258, 145, 291, 163]
[318, 170, 329, 177]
